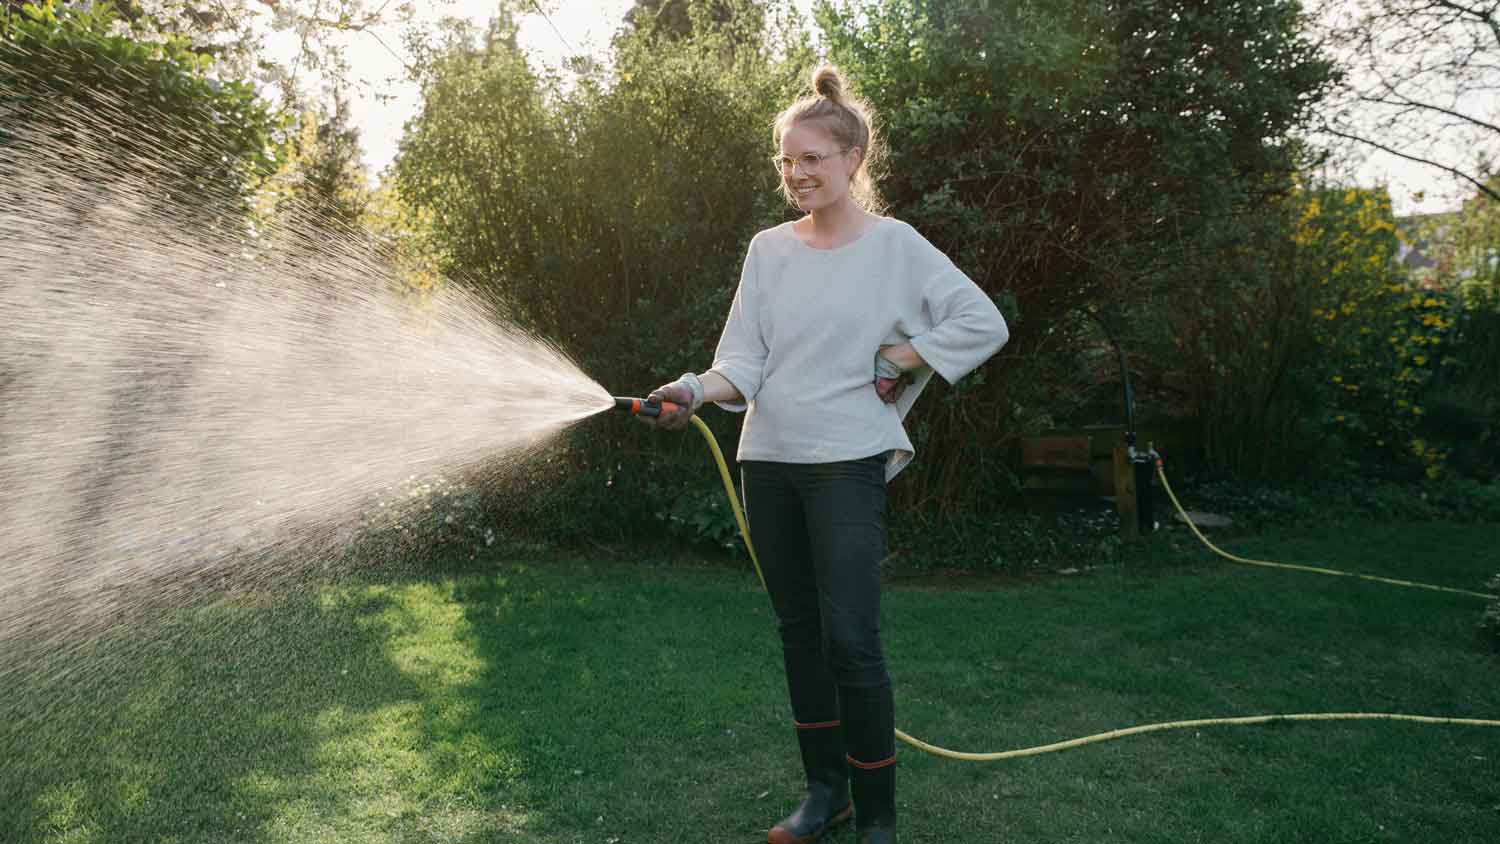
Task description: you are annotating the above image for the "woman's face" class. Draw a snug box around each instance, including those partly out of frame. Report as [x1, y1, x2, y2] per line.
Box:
[777, 121, 860, 213]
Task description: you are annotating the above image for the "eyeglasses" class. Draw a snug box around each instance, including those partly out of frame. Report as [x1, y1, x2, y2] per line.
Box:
[771, 149, 849, 176]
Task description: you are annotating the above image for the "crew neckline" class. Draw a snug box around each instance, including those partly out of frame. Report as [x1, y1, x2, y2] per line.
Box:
[784, 216, 890, 254]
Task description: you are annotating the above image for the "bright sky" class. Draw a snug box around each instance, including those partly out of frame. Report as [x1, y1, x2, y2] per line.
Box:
[263, 0, 1462, 216]
[262, 0, 642, 181]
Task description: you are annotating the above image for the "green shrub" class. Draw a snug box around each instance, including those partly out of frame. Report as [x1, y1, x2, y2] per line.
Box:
[889, 506, 1126, 572]
[1158, 471, 1500, 528]
[652, 481, 744, 554]
[820, 0, 1334, 507]
[1153, 186, 1403, 480]
[1424, 289, 1500, 480]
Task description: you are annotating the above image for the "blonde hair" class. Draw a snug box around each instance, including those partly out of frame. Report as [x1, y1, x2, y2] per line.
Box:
[773, 64, 885, 214]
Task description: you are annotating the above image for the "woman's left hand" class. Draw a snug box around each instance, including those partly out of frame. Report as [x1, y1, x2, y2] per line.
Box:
[874, 347, 909, 404]
[875, 374, 907, 404]
[876, 346, 906, 404]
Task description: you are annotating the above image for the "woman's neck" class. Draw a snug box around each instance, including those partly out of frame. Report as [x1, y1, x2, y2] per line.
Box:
[802, 195, 872, 248]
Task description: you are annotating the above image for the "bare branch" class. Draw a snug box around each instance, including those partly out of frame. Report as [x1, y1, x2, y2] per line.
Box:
[1356, 94, 1500, 134]
[1323, 126, 1500, 201]
[1431, 0, 1500, 46]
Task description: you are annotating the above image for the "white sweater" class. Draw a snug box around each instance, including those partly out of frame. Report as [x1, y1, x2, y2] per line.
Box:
[708, 217, 1009, 480]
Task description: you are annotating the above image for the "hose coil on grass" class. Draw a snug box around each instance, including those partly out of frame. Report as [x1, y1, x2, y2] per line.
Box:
[686, 415, 1500, 761]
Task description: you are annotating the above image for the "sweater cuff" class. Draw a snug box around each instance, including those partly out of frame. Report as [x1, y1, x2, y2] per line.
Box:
[908, 333, 966, 385]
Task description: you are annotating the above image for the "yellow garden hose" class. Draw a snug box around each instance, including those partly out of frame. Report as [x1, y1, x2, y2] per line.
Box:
[1153, 458, 1498, 601]
[686, 416, 1500, 761]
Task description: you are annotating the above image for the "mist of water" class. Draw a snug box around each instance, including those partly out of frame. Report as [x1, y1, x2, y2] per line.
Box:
[0, 93, 614, 721]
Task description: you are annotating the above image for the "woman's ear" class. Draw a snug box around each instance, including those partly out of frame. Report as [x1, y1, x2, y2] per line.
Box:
[847, 146, 864, 170]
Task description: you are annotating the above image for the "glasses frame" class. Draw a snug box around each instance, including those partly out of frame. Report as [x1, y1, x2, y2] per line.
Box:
[771, 147, 852, 177]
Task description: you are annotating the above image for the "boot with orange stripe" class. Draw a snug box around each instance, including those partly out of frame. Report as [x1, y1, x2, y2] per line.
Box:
[841, 681, 897, 843]
[848, 753, 896, 844]
[767, 721, 852, 844]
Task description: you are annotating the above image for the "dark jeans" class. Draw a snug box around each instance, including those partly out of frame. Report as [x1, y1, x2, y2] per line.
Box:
[742, 455, 895, 765]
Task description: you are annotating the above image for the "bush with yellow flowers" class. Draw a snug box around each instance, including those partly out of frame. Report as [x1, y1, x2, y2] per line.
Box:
[1160, 184, 1405, 479]
[1323, 266, 1499, 481]
[1323, 287, 1454, 477]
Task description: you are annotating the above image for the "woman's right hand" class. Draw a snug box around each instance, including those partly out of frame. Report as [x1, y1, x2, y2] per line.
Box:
[642, 380, 697, 430]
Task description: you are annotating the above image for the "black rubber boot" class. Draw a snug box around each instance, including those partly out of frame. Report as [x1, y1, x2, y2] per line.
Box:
[840, 681, 897, 843]
[848, 755, 897, 844]
[768, 722, 852, 844]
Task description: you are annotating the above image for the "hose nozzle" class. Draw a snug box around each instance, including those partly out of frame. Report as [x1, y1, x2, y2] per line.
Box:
[612, 396, 679, 418]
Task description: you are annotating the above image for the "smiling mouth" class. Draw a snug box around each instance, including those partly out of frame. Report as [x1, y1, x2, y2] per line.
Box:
[793, 184, 817, 197]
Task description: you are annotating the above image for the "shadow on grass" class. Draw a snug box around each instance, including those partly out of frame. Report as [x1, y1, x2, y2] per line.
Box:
[1, 583, 430, 843]
[407, 558, 791, 843]
[0, 554, 790, 843]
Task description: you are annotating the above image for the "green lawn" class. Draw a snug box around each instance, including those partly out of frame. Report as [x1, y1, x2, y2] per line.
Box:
[4, 520, 1498, 843]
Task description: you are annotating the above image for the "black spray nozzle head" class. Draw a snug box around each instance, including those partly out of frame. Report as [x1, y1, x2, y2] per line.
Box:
[612, 396, 677, 418]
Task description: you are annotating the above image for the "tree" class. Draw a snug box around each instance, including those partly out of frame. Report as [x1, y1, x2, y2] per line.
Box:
[283, 95, 372, 227]
[1448, 180, 1500, 285]
[1317, 0, 1500, 203]
[112, 0, 427, 101]
[395, 2, 806, 370]
[623, 0, 739, 38]
[1, 0, 282, 224]
[818, 0, 1335, 508]
[393, 3, 810, 542]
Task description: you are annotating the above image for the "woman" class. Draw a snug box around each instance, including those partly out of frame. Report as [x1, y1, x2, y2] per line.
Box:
[644, 65, 1009, 844]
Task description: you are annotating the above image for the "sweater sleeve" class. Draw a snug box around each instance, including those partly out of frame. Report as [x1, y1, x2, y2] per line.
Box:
[907, 267, 1009, 385]
[706, 239, 767, 413]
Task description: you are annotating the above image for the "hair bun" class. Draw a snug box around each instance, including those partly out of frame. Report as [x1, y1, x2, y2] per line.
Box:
[812, 64, 845, 101]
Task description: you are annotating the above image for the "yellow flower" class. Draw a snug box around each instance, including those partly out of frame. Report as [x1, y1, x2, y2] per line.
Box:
[1412, 406, 1424, 416]
[1423, 297, 1439, 307]
[1332, 375, 1342, 383]
[1413, 355, 1427, 366]
[1425, 465, 1442, 480]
